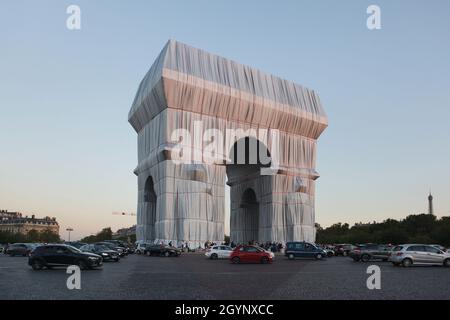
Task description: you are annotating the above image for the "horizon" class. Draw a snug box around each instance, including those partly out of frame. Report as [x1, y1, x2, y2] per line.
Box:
[1, 0, 449, 241]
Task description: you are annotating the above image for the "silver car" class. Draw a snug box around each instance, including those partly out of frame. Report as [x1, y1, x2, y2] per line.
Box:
[389, 244, 450, 267]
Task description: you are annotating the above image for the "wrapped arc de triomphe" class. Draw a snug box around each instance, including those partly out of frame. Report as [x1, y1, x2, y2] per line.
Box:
[128, 40, 328, 248]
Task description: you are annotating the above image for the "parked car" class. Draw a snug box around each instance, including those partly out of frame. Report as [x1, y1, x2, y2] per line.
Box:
[230, 245, 273, 264]
[317, 245, 334, 257]
[79, 244, 120, 262]
[135, 242, 153, 255]
[96, 242, 127, 257]
[28, 244, 103, 270]
[205, 245, 234, 259]
[64, 241, 87, 249]
[143, 244, 181, 257]
[0, 244, 5, 253]
[333, 244, 354, 256]
[285, 242, 327, 260]
[6, 243, 35, 256]
[349, 244, 393, 262]
[389, 244, 450, 267]
[104, 240, 134, 254]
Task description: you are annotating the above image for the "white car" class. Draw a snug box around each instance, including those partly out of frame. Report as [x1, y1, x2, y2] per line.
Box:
[205, 245, 234, 260]
[135, 242, 153, 255]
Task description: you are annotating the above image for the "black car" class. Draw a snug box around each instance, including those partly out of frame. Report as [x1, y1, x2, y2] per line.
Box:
[28, 244, 103, 270]
[143, 244, 181, 257]
[349, 244, 393, 262]
[96, 242, 127, 257]
[104, 240, 134, 254]
[80, 244, 120, 262]
[6, 243, 35, 257]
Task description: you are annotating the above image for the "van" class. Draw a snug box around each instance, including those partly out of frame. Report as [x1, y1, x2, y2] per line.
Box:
[285, 242, 327, 260]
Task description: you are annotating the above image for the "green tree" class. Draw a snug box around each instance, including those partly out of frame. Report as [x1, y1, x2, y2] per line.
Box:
[39, 228, 60, 243]
[26, 229, 40, 242]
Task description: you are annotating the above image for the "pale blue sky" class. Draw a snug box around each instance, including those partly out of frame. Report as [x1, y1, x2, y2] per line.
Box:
[1, 1, 449, 240]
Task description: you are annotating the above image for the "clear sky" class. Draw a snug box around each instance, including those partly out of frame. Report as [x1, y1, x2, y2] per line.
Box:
[1, 0, 449, 240]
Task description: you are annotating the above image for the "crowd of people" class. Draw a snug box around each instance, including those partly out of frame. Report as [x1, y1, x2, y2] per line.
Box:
[202, 240, 285, 252]
[163, 239, 287, 253]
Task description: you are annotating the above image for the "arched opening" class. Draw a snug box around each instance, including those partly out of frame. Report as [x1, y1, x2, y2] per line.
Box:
[241, 188, 257, 208]
[226, 136, 271, 180]
[238, 188, 259, 244]
[226, 137, 271, 244]
[144, 176, 157, 240]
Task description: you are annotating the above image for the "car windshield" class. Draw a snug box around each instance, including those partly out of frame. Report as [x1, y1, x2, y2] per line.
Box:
[392, 246, 403, 252]
[96, 245, 109, 251]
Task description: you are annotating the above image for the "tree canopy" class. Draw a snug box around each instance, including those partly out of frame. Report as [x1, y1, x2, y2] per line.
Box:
[316, 213, 450, 246]
[0, 228, 60, 244]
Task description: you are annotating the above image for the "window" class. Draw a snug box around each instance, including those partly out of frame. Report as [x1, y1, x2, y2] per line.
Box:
[407, 246, 425, 252]
[295, 243, 305, 250]
[247, 247, 259, 253]
[425, 246, 441, 254]
[56, 247, 67, 254]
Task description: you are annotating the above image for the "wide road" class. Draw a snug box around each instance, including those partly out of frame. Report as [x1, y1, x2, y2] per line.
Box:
[0, 252, 449, 299]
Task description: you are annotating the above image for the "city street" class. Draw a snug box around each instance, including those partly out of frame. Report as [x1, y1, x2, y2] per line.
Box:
[1, 253, 449, 300]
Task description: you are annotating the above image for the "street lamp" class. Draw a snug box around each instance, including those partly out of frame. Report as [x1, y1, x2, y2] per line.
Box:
[66, 227, 74, 241]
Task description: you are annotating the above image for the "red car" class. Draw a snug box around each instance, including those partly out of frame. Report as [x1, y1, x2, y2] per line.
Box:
[230, 245, 274, 264]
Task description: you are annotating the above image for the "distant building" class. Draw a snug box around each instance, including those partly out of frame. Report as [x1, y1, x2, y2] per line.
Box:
[0, 209, 59, 235]
[428, 192, 434, 215]
[113, 225, 136, 239]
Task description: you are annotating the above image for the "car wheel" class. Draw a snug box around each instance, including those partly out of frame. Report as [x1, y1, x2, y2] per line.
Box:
[327, 252, 333, 257]
[78, 260, 88, 270]
[211, 253, 218, 260]
[31, 260, 43, 271]
[288, 253, 294, 260]
[343, 251, 348, 257]
[315, 253, 323, 260]
[261, 256, 269, 264]
[164, 251, 170, 257]
[232, 257, 240, 264]
[361, 254, 371, 262]
[402, 258, 412, 268]
[136, 250, 141, 255]
[146, 251, 151, 256]
[443, 259, 450, 268]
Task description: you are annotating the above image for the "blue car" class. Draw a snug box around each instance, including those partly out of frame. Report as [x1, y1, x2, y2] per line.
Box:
[285, 242, 327, 260]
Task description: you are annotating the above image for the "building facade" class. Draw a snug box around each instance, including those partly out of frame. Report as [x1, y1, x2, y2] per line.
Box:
[0, 210, 59, 235]
[129, 40, 328, 247]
